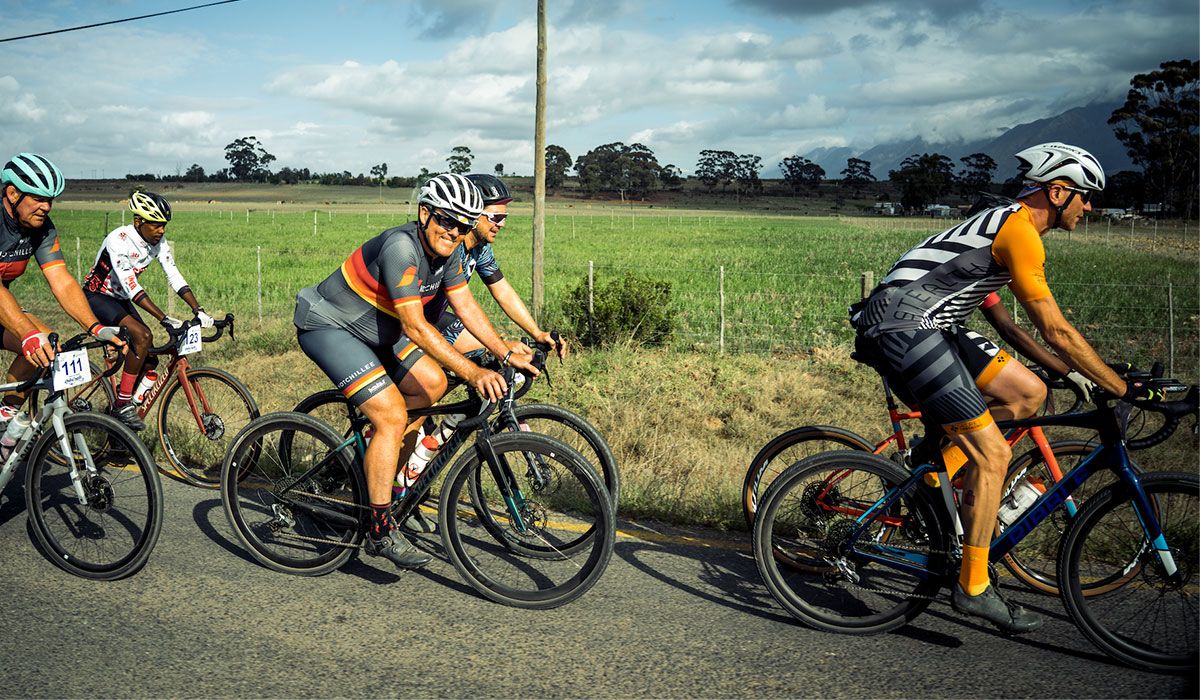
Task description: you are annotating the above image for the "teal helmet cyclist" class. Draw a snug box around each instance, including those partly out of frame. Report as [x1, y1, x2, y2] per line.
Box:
[2, 153, 65, 200]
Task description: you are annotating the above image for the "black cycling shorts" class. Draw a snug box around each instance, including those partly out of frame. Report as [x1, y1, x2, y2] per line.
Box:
[86, 291, 144, 327]
[297, 326, 424, 407]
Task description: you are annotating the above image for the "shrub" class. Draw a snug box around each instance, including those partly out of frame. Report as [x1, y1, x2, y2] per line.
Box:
[561, 272, 676, 348]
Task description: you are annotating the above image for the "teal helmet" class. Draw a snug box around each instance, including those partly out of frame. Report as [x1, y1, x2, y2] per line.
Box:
[2, 153, 65, 198]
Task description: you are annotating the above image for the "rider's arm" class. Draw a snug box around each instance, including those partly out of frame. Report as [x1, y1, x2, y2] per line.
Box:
[156, 240, 201, 313]
[43, 264, 105, 331]
[979, 293, 1070, 376]
[487, 278, 548, 341]
[449, 284, 518, 359]
[0, 285, 39, 339]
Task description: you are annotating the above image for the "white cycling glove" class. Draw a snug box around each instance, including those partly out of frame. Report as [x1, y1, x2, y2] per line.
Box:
[161, 316, 184, 330]
[196, 310, 215, 329]
[1064, 370, 1097, 404]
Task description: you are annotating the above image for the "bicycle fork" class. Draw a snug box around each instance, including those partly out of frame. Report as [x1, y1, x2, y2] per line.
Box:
[475, 437, 530, 533]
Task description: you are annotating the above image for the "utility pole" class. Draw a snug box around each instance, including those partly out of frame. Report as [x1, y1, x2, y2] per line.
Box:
[531, 0, 547, 322]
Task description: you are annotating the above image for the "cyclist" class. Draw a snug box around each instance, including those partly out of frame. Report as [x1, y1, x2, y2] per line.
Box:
[850, 142, 1160, 633]
[0, 153, 124, 413]
[294, 173, 538, 569]
[83, 191, 213, 431]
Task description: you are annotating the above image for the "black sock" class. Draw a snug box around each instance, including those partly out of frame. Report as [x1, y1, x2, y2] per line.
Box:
[370, 503, 392, 537]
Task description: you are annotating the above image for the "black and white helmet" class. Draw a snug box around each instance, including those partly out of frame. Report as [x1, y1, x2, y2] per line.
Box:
[129, 191, 172, 223]
[1014, 142, 1105, 191]
[419, 173, 483, 226]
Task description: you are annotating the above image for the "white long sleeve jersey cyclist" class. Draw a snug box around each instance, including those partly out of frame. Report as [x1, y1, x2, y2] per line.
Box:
[83, 225, 190, 303]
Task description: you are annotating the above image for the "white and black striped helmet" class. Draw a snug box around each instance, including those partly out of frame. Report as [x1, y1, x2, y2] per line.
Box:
[1014, 142, 1105, 191]
[129, 191, 172, 223]
[2, 153, 65, 198]
[419, 173, 483, 225]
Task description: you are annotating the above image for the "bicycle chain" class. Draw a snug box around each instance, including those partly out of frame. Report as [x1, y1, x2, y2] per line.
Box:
[263, 488, 364, 549]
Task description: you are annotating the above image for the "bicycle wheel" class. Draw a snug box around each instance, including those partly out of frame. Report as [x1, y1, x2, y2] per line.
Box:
[24, 412, 162, 580]
[292, 389, 358, 440]
[743, 425, 874, 528]
[440, 432, 615, 609]
[1058, 472, 1199, 673]
[1001, 440, 1138, 596]
[511, 403, 620, 507]
[221, 412, 365, 576]
[753, 450, 948, 634]
[159, 367, 260, 486]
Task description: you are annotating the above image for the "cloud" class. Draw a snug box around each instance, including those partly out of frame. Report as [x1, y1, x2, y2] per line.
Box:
[407, 0, 496, 37]
[734, 0, 982, 20]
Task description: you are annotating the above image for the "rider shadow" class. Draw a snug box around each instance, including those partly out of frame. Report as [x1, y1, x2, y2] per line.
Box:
[614, 537, 796, 625]
[191, 497, 260, 567]
[0, 484, 24, 528]
[337, 531, 479, 600]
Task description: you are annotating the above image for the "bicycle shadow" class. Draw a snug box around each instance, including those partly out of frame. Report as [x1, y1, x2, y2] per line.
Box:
[336, 529, 480, 600]
[191, 497, 261, 567]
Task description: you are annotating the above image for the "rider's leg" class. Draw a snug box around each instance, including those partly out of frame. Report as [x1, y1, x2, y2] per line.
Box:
[979, 360, 1046, 422]
[947, 418, 1012, 591]
[113, 315, 152, 407]
[1, 312, 51, 409]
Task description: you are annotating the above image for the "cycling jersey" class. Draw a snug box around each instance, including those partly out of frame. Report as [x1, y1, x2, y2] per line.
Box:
[83, 225, 189, 304]
[852, 202, 1050, 337]
[0, 205, 66, 285]
[424, 240, 504, 329]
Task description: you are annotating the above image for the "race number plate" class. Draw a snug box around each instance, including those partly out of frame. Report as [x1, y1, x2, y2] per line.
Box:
[52, 349, 91, 391]
[178, 326, 203, 356]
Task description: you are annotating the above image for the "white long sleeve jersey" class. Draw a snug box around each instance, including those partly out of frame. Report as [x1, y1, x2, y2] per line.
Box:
[83, 225, 189, 302]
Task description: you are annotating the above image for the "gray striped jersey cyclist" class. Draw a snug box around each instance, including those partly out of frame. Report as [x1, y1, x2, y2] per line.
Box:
[294, 173, 538, 569]
[83, 191, 214, 431]
[851, 142, 1168, 634]
[0, 153, 124, 417]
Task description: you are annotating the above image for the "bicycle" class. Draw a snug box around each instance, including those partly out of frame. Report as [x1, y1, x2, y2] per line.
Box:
[743, 370, 1112, 595]
[57, 313, 259, 487]
[0, 330, 162, 579]
[220, 358, 616, 609]
[752, 373, 1198, 673]
[287, 337, 619, 507]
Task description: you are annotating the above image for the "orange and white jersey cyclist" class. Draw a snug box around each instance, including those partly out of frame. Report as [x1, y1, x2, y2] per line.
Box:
[851, 142, 1165, 634]
[82, 191, 213, 431]
[294, 173, 538, 570]
[0, 153, 123, 417]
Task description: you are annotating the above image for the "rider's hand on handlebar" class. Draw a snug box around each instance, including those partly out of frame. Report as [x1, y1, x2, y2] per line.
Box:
[20, 330, 53, 368]
[504, 339, 533, 357]
[1123, 379, 1170, 405]
[505, 350, 541, 378]
[88, 324, 128, 353]
[195, 309, 215, 329]
[469, 366, 508, 402]
[1064, 370, 1096, 404]
[539, 330, 568, 360]
[160, 316, 184, 331]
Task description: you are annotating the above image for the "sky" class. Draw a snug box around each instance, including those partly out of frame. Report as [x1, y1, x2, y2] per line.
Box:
[1, 0, 1196, 180]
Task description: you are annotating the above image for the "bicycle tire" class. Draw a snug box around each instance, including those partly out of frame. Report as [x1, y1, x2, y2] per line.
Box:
[753, 450, 948, 634]
[24, 411, 163, 580]
[743, 425, 874, 528]
[159, 367, 260, 487]
[221, 412, 365, 576]
[512, 402, 620, 508]
[1001, 440, 1140, 596]
[291, 389, 358, 441]
[439, 432, 615, 609]
[1057, 472, 1199, 673]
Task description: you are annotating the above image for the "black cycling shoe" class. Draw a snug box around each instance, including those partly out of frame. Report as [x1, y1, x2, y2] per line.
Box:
[111, 404, 146, 432]
[364, 532, 432, 569]
[401, 510, 437, 534]
[951, 583, 1043, 634]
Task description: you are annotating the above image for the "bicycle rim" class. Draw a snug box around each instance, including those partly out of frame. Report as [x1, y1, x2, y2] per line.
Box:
[1059, 473, 1199, 673]
[753, 450, 945, 634]
[25, 412, 162, 580]
[222, 413, 362, 576]
[441, 432, 614, 609]
[160, 368, 259, 487]
[511, 403, 619, 507]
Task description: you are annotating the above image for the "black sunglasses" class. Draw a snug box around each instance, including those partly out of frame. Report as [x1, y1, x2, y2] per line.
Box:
[1056, 184, 1094, 205]
[431, 209, 475, 233]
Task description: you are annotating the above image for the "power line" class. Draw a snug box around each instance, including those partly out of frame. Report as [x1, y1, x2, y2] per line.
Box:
[0, 0, 244, 43]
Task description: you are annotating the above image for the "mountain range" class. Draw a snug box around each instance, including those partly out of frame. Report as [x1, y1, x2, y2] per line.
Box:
[802, 102, 1134, 180]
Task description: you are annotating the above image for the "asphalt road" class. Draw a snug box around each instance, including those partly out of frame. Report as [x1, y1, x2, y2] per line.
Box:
[0, 473, 1195, 699]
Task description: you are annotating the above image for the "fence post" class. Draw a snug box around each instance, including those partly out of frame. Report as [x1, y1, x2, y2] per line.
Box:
[246, 209, 249, 224]
[860, 271, 873, 300]
[587, 260, 595, 343]
[104, 212, 109, 235]
[257, 246, 264, 324]
[75, 237, 81, 280]
[719, 265, 726, 354]
[313, 210, 317, 236]
[1152, 219, 1157, 252]
[1167, 276, 1175, 376]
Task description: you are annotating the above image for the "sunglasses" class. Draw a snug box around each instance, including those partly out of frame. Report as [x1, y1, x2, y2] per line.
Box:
[431, 209, 475, 234]
[482, 212, 507, 226]
[1055, 184, 1094, 205]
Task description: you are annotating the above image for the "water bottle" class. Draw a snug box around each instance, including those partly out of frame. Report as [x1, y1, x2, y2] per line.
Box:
[393, 434, 439, 499]
[0, 412, 31, 463]
[433, 413, 464, 445]
[133, 370, 158, 405]
[997, 476, 1045, 528]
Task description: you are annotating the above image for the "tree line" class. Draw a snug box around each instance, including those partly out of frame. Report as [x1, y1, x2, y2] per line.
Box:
[127, 59, 1196, 217]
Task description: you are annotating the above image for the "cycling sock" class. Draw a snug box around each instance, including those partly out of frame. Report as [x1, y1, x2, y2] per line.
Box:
[369, 503, 392, 537]
[959, 544, 991, 596]
[117, 371, 138, 405]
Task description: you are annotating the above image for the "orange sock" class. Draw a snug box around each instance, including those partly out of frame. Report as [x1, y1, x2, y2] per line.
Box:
[922, 444, 969, 487]
[959, 544, 991, 596]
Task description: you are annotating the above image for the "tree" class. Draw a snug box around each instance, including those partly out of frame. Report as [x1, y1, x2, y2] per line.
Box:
[446, 145, 474, 174]
[184, 163, 205, 183]
[370, 163, 388, 182]
[695, 149, 736, 191]
[660, 164, 683, 189]
[839, 157, 876, 195]
[1104, 170, 1146, 210]
[1108, 59, 1199, 218]
[779, 155, 825, 194]
[493, 163, 504, 177]
[545, 144, 572, 190]
[956, 152, 997, 200]
[573, 142, 663, 199]
[889, 153, 955, 211]
[733, 154, 763, 199]
[224, 136, 275, 182]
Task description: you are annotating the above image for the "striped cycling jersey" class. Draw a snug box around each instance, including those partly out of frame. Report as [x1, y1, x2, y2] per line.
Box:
[0, 205, 66, 285]
[83, 225, 189, 303]
[423, 240, 505, 323]
[295, 222, 468, 347]
[852, 202, 1051, 336]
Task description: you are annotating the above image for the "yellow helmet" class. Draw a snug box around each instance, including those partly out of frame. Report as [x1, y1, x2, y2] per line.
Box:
[129, 191, 172, 223]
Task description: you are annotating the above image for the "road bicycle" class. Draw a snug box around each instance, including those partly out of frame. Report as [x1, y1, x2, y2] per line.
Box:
[287, 338, 619, 507]
[0, 330, 161, 579]
[56, 313, 258, 487]
[221, 356, 616, 609]
[752, 372, 1198, 673]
